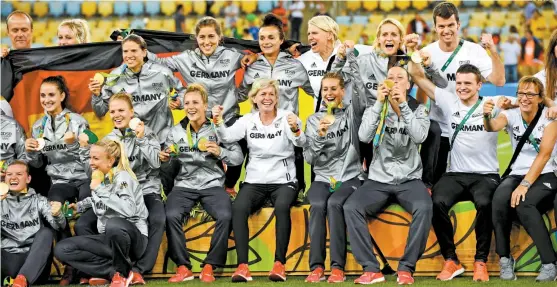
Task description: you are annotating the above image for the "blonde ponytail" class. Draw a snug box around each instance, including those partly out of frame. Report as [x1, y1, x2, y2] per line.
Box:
[93, 139, 137, 180]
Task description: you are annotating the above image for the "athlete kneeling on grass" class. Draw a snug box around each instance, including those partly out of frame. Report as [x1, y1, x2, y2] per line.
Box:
[303, 72, 366, 283]
[54, 140, 149, 287]
[344, 66, 432, 285]
[159, 84, 243, 283]
[212, 78, 306, 282]
[76, 92, 164, 285]
[485, 76, 557, 282]
[1, 161, 66, 287]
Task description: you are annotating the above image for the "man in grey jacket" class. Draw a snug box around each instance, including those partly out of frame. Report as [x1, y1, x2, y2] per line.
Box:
[343, 66, 432, 285]
[1, 161, 66, 287]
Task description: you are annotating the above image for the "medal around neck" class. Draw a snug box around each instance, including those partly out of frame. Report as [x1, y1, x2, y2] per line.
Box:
[323, 101, 337, 125]
[409, 52, 423, 64]
[0, 182, 9, 196]
[129, 118, 141, 131]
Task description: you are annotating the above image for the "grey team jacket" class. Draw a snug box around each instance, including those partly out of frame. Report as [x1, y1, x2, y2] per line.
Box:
[80, 126, 162, 195]
[239, 52, 315, 114]
[77, 170, 149, 237]
[1, 188, 66, 253]
[304, 90, 366, 183]
[359, 100, 430, 184]
[162, 120, 244, 190]
[333, 48, 448, 107]
[148, 46, 244, 123]
[26, 109, 89, 184]
[91, 61, 185, 143]
[0, 113, 26, 165]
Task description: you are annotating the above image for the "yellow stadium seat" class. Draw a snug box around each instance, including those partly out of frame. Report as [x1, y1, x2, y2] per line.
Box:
[490, 11, 506, 27]
[161, 1, 177, 16]
[82, 2, 97, 18]
[496, 0, 512, 7]
[369, 14, 384, 25]
[12, 2, 32, 15]
[162, 18, 175, 32]
[346, 1, 362, 11]
[1, 22, 6, 38]
[363, 0, 379, 11]
[515, 1, 527, 7]
[47, 19, 59, 32]
[211, 1, 224, 15]
[479, 0, 495, 8]
[411, 1, 429, 11]
[146, 19, 163, 31]
[240, 1, 257, 14]
[33, 21, 47, 37]
[115, 18, 131, 30]
[379, 0, 394, 12]
[181, 1, 193, 15]
[98, 2, 114, 18]
[394, 0, 411, 10]
[32, 2, 49, 18]
[98, 20, 114, 31]
[192, 1, 206, 15]
[186, 18, 197, 34]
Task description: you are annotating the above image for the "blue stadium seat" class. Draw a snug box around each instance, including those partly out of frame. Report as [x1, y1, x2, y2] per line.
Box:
[485, 26, 500, 34]
[336, 16, 351, 25]
[258, 0, 275, 13]
[49, 2, 65, 17]
[462, 0, 478, 7]
[1, 2, 12, 18]
[114, 1, 130, 17]
[353, 15, 368, 25]
[66, 1, 82, 17]
[129, 1, 144, 16]
[145, 1, 160, 16]
[131, 18, 145, 29]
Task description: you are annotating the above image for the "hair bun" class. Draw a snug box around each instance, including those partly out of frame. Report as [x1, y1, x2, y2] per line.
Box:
[262, 14, 283, 28]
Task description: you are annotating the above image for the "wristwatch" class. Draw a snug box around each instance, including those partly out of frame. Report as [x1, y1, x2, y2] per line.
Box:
[519, 179, 532, 189]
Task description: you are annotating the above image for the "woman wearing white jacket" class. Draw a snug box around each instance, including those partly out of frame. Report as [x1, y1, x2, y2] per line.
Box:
[212, 78, 306, 282]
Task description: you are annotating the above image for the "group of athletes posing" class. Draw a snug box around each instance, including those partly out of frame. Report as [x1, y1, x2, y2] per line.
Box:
[2, 2, 557, 287]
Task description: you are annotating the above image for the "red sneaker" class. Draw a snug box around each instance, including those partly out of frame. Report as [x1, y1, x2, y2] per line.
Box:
[168, 265, 194, 283]
[305, 267, 325, 283]
[199, 264, 215, 283]
[473, 261, 489, 282]
[12, 275, 27, 287]
[327, 268, 346, 283]
[109, 272, 133, 287]
[397, 271, 414, 285]
[268, 261, 286, 282]
[436, 260, 465, 281]
[231, 263, 252, 282]
[89, 278, 110, 286]
[354, 272, 385, 284]
[130, 272, 145, 285]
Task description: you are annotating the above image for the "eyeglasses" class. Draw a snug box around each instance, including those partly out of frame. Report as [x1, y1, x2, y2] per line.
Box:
[516, 92, 539, 99]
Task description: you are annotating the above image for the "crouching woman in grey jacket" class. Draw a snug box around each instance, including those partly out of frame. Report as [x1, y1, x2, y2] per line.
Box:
[344, 66, 432, 285]
[1, 161, 66, 287]
[54, 139, 149, 286]
[159, 84, 244, 283]
[303, 72, 366, 283]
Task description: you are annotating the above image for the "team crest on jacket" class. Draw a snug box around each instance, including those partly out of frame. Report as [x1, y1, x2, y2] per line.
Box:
[219, 59, 231, 66]
[284, 69, 295, 78]
[254, 73, 260, 79]
[311, 62, 317, 68]
[1, 132, 11, 140]
[274, 122, 281, 128]
[152, 82, 163, 91]
[120, 181, 128, 189]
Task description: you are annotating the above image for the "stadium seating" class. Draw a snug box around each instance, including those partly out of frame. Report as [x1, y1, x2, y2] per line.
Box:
[241, 1, 257, 14]
[32, 1, 49, 18]
[48, 2, 64, 18]
[394, 0, 411, 11]
[81, 1, 97, 18]
[65, 1, 81, 17]
[1, 2, 13, 18]
[160, 0, 176, 16]
[379, 0, 395, 12]
[130, 1, 145, 16]
[346, 1, 362, 12]
[114, 1, 130, 17]
[145, 1, 161, 16]
[257, 0, 275, 13]
[192, 1, 206, 15]
[362, 0, 379, 11]
[98, 2, 114, 18]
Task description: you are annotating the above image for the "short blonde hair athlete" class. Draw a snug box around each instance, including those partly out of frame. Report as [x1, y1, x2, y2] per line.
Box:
[308, 15, 340, 44]
[373, 18, 405, 50]
[58, 19, 91, 45]
[248, 78, 280, 110]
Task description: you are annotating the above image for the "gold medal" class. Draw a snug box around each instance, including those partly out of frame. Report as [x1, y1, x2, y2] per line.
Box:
[93, 73, 105, 85]
[197, 137, 208, 152]
[383, 79, 395, 89]
[36, 138, 46, 151]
